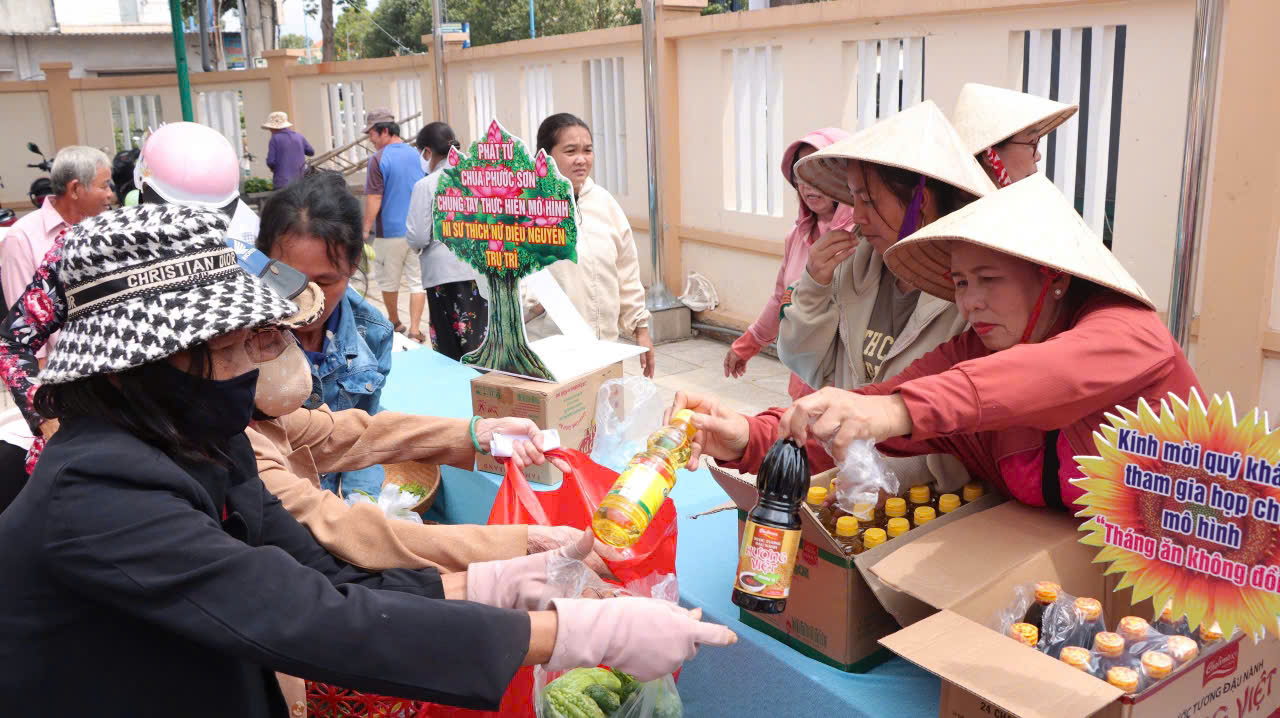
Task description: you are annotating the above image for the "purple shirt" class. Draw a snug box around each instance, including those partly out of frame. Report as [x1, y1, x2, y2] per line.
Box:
[266, 129, 315, 189]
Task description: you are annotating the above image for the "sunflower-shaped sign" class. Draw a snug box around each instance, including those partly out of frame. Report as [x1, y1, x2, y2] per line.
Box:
[1073, 389, 1280, 641]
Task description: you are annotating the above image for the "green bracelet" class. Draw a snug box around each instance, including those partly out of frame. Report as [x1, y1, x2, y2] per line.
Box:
[469, 415, 490, 455]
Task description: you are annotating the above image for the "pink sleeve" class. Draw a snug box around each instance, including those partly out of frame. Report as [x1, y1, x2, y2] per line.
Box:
[887, 301, 1178, 440]
[1, 230, 36, 309]
[720, 407, 835, 476]
[743, 227, 803, 348]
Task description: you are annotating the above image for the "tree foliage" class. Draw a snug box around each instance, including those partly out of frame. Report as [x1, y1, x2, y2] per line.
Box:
[279, 33, 309, 49]
[333, 6, 374, 60]
[340, 0, 639, 59]
[361, 0, 433, 57]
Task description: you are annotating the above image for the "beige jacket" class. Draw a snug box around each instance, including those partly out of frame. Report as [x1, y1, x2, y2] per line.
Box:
[777, 241, 972, 493]
[246, 405, 530, 715]
[523, 178, 650, 341]
[246, 405, 528, 573]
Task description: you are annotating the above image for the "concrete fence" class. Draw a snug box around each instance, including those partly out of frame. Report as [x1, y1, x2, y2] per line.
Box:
[0, 0, 1276, 413]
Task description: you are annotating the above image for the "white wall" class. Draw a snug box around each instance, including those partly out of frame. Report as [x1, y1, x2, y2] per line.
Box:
[0, 0, 56, 33]
[0, 33, 203, 79]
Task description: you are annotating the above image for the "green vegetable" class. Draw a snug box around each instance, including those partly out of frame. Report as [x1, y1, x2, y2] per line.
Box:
[541, 691, 570, 718]
[398, 482, 428, 499]
[543, 689, 574, 718]
[550, 688, 606, 718]
[611, 668, 639, 701]
[584, 684, 621, 714]
[547, 667, 620, 695]
[654, 690, 683, 718]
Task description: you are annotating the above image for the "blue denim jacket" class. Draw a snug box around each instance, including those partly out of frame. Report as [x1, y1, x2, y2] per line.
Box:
[307, 287, 394, 498]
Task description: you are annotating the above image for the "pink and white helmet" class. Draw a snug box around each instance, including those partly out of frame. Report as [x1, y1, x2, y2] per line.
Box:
[134, 122, 241, 210]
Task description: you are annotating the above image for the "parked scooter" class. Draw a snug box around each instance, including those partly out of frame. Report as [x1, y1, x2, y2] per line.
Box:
[1, 143, 55, 227]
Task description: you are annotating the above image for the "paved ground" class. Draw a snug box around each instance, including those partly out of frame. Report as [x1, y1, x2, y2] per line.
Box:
[364, 280, 790, 417]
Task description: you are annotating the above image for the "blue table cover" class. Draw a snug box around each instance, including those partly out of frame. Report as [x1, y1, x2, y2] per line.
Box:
[381, 347, 942, 716]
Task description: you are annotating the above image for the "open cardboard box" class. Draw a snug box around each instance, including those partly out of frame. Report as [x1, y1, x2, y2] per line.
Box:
[871, 501, 1280, 718]
[472, 361, 622, 484]
[708, 461, 998, 672]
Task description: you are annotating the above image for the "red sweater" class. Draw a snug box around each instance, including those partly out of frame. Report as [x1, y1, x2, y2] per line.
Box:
[729, 292, 1201, 510]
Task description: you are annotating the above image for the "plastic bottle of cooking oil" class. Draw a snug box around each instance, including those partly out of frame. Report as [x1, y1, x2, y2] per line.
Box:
[592, 410, 697, 548]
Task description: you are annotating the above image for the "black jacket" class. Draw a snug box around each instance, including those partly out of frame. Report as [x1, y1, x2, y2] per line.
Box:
[0, 417, 530, 716]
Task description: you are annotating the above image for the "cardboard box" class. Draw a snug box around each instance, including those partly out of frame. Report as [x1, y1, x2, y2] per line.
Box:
[870, 501, 1280, 718]
[471, 361, 622, 484]
[708, 462, 997, 672]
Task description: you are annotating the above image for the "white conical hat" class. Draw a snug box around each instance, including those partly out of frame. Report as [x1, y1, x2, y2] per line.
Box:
[793, 100, 996, 208]
[883, 174, 1154, 309]
[951, 83, 1079, 155]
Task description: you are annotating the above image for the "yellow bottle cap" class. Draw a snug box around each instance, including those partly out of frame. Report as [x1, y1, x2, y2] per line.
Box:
[1200, 622, 1223, 642]
[1166, 636, 1199, 664]
[852, 503, 875, 521]
[885, 498, 907, 517]
[1060, 646, 1092, 671]
[887, 517, 910, 538]
[1107, 667, 1139, 693]
[1119, 616, 1150, 642]
[1009, 622, 1039, 647]
[1095, 632, 1125, 658]
[672, 409, 695, 424]
[914, 506, 937, 525]
[962, 482, 985, 502]
[1034, 581, 1061, 604]
[862, 528, 887, 549]
[836, 515, 859, 537]
[1074, 597, 1102, 622]
[1160, 598, 1174, 622]
[1142, 651, 1174, 680]
[806, 486, 828, 506]
[938, 493, 961, 514]
[908, 485, 931, 505]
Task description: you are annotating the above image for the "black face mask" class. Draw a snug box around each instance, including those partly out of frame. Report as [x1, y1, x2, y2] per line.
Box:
[151, 362, 260, 443]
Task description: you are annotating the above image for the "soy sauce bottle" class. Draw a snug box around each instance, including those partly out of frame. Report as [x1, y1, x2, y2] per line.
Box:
[732, 439, 809, 615]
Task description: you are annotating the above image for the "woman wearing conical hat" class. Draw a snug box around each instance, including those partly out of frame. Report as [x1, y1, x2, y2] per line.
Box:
[952, 83, 1078, 188]
[776, 100, 994, 493]
[673, 175, 1200, 512]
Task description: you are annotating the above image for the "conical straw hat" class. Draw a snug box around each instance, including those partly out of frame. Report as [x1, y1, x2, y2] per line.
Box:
[883, 174, 1154, 309]
[794, 101, 996, 208]
[951, 83, 1079, 156]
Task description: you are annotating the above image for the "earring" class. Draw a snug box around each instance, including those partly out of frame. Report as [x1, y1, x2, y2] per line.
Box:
[1054, 289, 1063, 298]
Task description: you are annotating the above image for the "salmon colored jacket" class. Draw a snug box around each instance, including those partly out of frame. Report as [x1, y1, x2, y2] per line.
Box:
[726, 291, 1201, 511]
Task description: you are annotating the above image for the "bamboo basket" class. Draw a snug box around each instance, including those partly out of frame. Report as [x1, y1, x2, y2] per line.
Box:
[380, 461, 441, 518]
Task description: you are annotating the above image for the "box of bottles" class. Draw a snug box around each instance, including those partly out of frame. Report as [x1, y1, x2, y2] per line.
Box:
[708, 463, 982, 672]
[870, 501, 1280, 718]
[470, 361, 622, 484]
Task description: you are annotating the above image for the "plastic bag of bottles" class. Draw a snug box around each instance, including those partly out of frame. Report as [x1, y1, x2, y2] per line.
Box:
[993, 582, 1107, 659]
[590, 377, 665, 473]
[825, 438, 900, 513]
[344, 482, 424, 524]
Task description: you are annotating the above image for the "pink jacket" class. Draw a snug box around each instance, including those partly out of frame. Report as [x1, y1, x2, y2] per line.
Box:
[728, 291, 1201, 512]
[731, 128, 856, 400]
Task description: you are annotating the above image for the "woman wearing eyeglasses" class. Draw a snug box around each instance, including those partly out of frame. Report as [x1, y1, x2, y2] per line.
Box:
[950, 82, 1078, 188]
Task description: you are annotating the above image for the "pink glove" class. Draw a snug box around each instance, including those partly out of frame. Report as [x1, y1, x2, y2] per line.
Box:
[466, 530, 596, 610]
[546, 597, 737, 682]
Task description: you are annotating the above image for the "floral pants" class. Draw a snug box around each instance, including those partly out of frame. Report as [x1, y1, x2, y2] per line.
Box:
[426, 280, 489, 362]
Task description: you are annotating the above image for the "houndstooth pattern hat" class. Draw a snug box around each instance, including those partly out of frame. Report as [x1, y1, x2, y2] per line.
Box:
[39, 204, 297, 384]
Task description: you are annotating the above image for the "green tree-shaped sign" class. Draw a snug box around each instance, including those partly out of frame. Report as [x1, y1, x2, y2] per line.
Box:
[433, 120, 578, 379]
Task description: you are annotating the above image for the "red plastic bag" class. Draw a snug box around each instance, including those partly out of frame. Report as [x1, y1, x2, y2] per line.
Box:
[425, 448, 679, 718]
